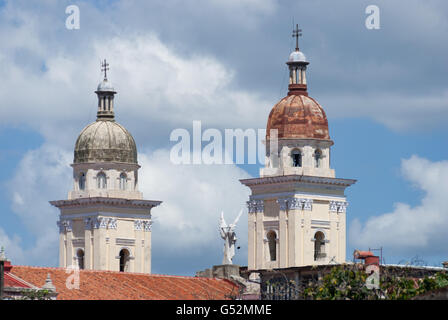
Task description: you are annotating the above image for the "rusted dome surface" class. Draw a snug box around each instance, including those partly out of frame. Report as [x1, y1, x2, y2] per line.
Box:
[74, 120, 137, 164]
[266, 93, 331, 140]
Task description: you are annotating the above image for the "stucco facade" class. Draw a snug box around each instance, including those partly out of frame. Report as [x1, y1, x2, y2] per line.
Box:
[51, 197, 160, 273]
[241, 175, 354, 270]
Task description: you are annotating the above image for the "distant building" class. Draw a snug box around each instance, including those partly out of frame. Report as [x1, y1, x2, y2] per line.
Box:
[2, 258, 57, 300]
[252, 262, 447, 300]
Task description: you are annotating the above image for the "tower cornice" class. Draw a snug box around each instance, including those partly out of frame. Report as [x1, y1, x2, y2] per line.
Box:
[240, 174, 357, 188]
[50, 197, 162, 209]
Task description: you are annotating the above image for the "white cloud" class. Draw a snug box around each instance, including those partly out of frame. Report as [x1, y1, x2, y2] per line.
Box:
[93, 34, 269, 130]
[0, 0, 446, 146]
[114, 0, 276, 30]
[319, 90, 448, 132]
[0, 228, 25, 265]
[139, 149, 251, 269]
[349, 155, 448, 257]
[0, 4, 271, 148]
[4, 144, 72, 266]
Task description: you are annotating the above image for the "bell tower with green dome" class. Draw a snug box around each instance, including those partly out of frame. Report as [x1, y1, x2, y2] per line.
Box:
[50, 61, 161, 274]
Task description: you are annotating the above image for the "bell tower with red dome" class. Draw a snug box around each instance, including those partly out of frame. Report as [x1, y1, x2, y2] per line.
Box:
[241, 26, 356, 271]
[263, 24, 334, 179]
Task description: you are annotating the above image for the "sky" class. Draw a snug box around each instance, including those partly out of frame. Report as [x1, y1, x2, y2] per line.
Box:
[0, 0, 447, 275]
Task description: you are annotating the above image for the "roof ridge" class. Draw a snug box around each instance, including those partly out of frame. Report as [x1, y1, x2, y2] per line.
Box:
[5, 272, 40, 289]
[11, 265, 229, 280]
[12, 265, 66, 270]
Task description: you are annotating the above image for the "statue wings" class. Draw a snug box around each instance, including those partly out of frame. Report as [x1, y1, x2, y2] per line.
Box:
[220, 211, 227, 228]
[230, 209, 243, 228]
[220, 209, 244, 231]
[219, 211, 227, 238]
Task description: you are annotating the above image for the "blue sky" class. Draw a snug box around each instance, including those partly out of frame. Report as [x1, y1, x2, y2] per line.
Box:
[0, 0, 447, 275]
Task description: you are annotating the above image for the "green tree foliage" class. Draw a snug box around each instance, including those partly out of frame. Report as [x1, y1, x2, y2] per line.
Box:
[303, 265, 375, 300]
[18, 289, 54, 300]
[266, 264, 448, 300]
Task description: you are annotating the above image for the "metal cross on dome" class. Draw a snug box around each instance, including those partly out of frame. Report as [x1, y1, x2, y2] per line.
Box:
[292, 24, 302, 51]
[101, 59, 110, 80]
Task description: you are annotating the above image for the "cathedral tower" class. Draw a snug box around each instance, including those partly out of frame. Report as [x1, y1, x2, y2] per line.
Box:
[51, 61, 161, 273]
[240, 27, 356, 271]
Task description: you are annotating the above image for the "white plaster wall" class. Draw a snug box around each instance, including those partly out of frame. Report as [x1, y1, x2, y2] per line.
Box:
[70, 163, 142, 200]
[248, 194, 348, 271]
[58, 211, 153, 273]
[261, 139, 335, 178]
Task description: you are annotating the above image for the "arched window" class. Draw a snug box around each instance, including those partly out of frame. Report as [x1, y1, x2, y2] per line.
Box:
[97, 172, 107, 189]
[79, 173, 86, 190]
[119, 173, 127, 191]
[77, 249, 85, 270]
[267, 231, 277, 261]
[314, 149, 322, 168]
[314, 231, 326, 261]
[291, 149, 302, 167]
[119, 249, 130, 272]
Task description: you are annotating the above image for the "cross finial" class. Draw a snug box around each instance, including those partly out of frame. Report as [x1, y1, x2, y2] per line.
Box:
[101, 59, 110, 80]
[292, 24, 302, 51]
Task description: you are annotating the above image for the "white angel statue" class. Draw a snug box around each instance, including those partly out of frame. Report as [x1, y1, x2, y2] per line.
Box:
[219, 210, 243, 265]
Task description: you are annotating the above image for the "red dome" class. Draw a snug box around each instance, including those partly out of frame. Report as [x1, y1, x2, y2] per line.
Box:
[266, 86, 330, 140]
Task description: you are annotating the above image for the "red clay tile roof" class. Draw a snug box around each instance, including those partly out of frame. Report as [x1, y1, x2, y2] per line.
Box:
[10, 265, 240, 300]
